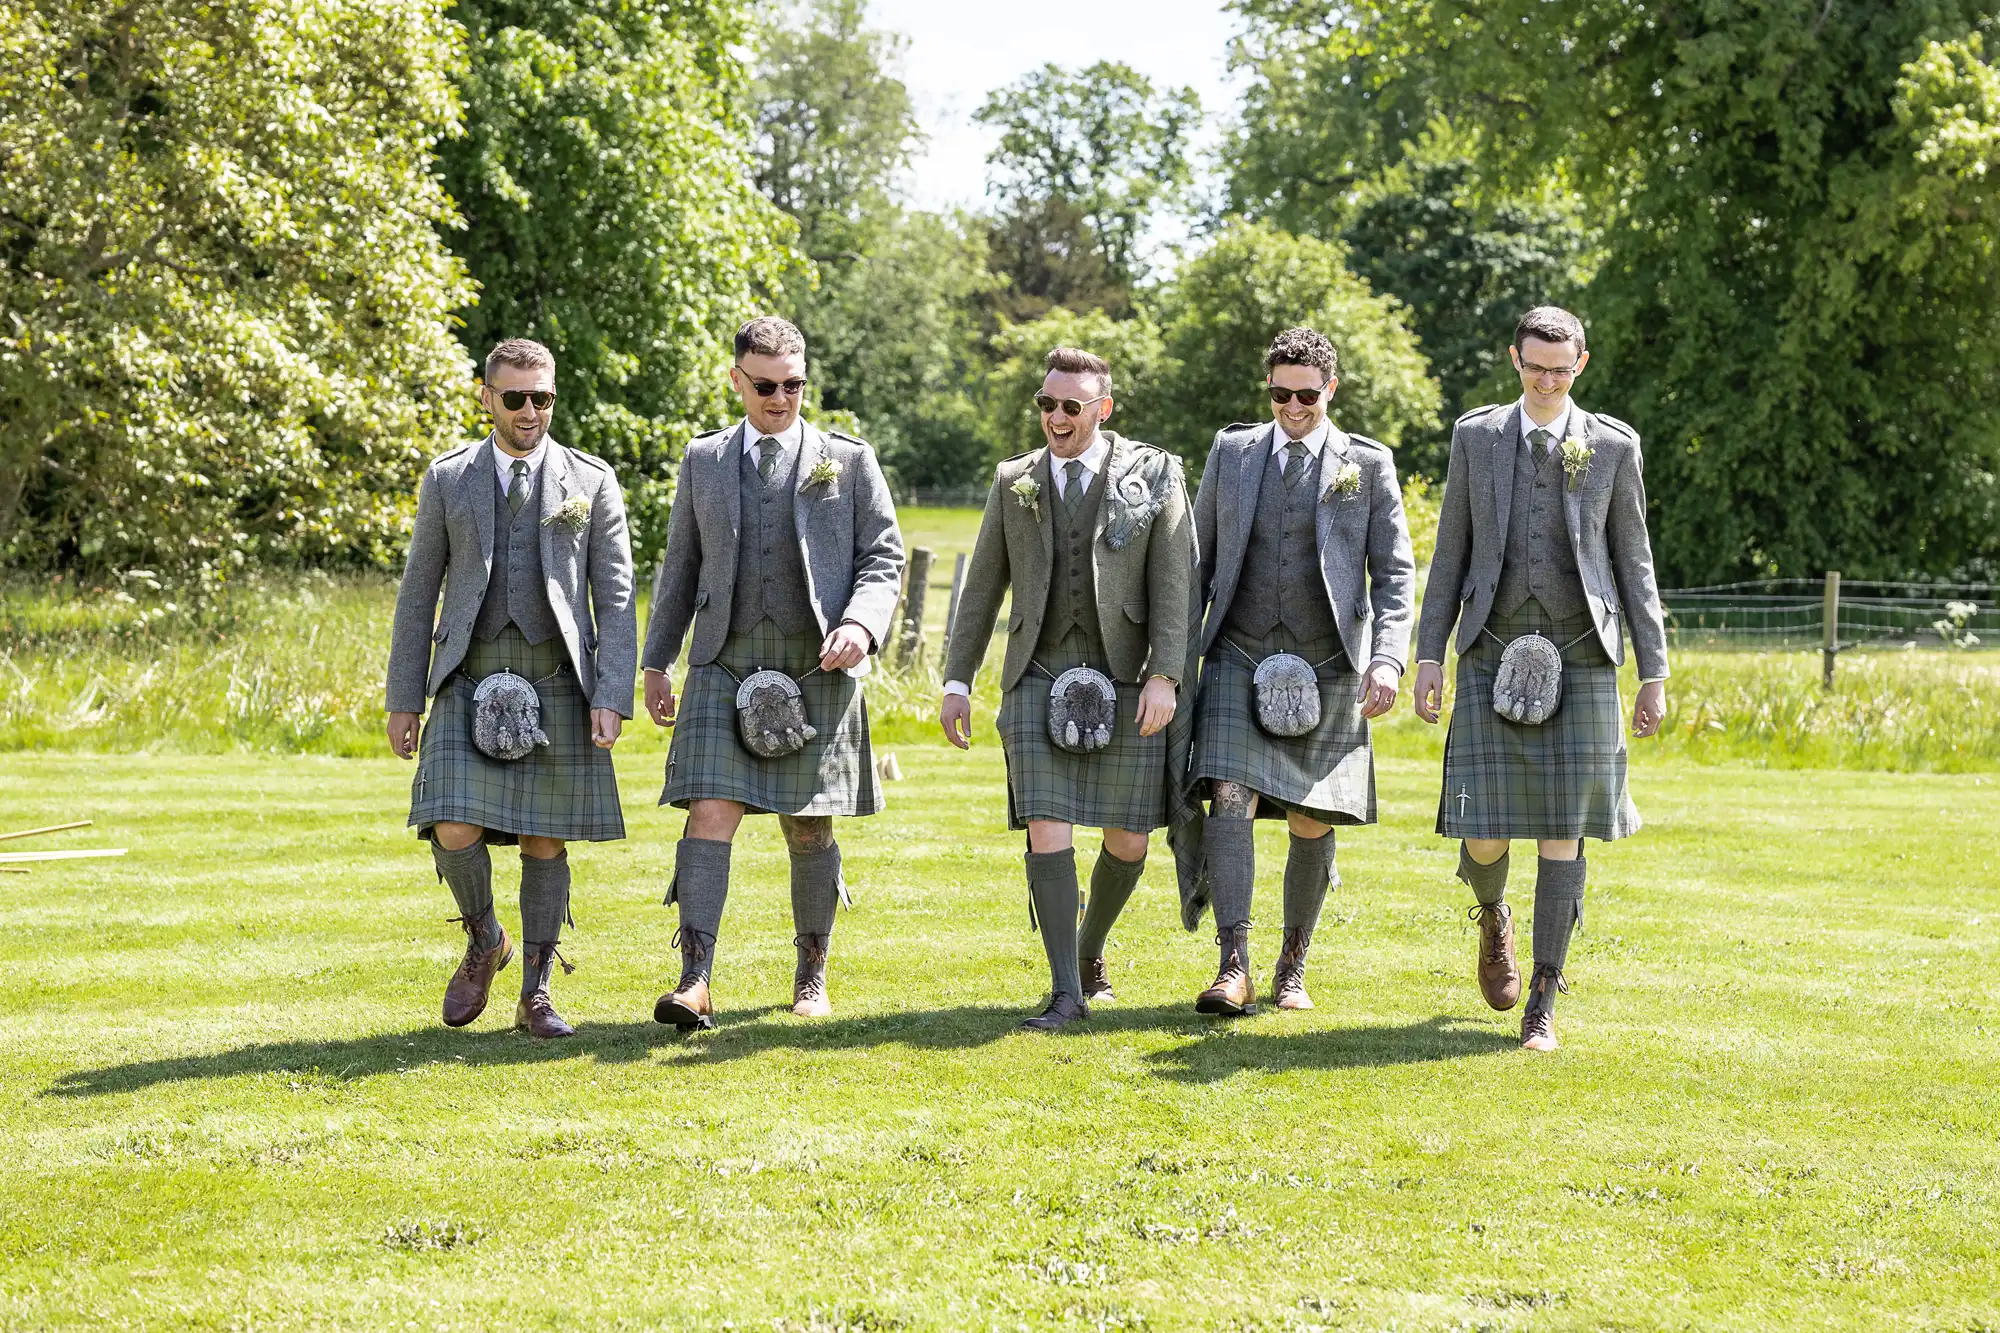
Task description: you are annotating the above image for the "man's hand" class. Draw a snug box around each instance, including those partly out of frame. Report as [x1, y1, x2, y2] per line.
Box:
[940, 692, 973, 750]
[387, 711, 421, 760]
[1413, 661, 1446, 724]
[1358, 660, 1400, 720]
[591, 708, 624, 749]
[820, 621, 872, 672]
[1632, 680, 1666, 738]
[1135, 676, 1177, 737]
[644, 668, 678, 728]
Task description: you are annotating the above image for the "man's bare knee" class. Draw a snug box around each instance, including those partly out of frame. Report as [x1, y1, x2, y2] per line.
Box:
[432, 822, 483, 851]
[1027, 820, 1074, 853]
[685, 800, 745, 842]
[1286, 811, 1332, 839]
[1537, 838, 1581, 862]
[1210, 782, 1259, 820]
[1464, 837, 1510, 865]
[520, 836, 565, 860]
[778, 814, 834, 853]
[1101, 827, 1148, 862]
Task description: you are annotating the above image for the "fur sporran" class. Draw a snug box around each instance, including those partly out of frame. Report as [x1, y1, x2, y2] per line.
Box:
[1048, 666, 1117, 754]
[1251, 652, 1322, 737]
[736, 669, 818, 758]
[471, 670, 551, 761]
[1492, 633, 1563, 726]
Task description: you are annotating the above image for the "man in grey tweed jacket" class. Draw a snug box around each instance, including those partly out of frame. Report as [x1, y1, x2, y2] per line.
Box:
[642, 316, 904, 1031]
[1186, 326, 1415, 1017]
[1413, 305, 1669, 1052]
[386, 337, 637, 1040]
[938, 345, 1194, 1032]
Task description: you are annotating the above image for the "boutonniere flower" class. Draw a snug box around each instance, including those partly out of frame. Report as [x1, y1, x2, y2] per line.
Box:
[804, 456, 838, 489]
[543, 495, 592, 534]
[1560, 435, 1594, 491]
[1321, 460, 1363, 501]
[1010, 475, 1041, 518]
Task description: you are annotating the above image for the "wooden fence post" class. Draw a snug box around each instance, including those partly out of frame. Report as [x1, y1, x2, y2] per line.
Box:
[1822, 570, 1841, 691]
[899, 546, 934, 667]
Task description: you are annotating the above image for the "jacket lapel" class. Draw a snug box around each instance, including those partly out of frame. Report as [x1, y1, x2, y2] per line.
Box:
[1491, 409, 1520, 553]
[1561, 407, 1590, 545]
[1313, 428, 1351, 564]
[536, 440, 570, 573]
[1033, 447, 1056, 574]
[793, 423, 823, 547]
[462, 434, 498, 576]
[1227, 423, 1272, 569]
[720, 422, 745, 541]
[1092, 432, 1129, 544]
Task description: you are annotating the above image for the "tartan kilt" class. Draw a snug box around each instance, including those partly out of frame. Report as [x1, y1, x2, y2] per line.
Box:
[996, 626, 1166, 832]
[660, 619, 882, 817]
[408, 626, 626, 844]
[1437, 600, 1640, 841]
[1191, 626, 1375, 826]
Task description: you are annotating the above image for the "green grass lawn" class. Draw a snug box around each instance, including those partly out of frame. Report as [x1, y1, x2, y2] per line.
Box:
[4, 742, 1997, 1329]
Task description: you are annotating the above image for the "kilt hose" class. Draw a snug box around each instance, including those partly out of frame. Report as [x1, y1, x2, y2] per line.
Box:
[660, 619, 883, 817]
[1191, 625, 1375, 826]
[996, 626, 1167, 833]
[1437, 599, 1640, 842]
[408, 625, 626, 845]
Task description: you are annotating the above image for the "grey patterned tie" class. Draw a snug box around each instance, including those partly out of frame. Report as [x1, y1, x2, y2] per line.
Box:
[1529, 427, 1551, 466]
[1064, 459, 1087, 511]
[507, 459, 530, 516]
[757, 436, 779, 485]
[1283, 440, 1308, 489]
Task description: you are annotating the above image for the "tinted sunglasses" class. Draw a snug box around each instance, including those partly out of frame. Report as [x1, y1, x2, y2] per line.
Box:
[495, 389, 556, 411]
[1267, 384, 1329, 406]
[1034, 393, 1110, 417]
[747, 376, 808, 398]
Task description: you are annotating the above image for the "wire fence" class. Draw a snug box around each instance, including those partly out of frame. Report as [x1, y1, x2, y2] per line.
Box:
[1662, 577, 1995, 651]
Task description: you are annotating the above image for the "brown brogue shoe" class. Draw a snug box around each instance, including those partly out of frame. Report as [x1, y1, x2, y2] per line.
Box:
[1521, 965, 1565, 1052]
[515, 993, 576, 1039]
[1020, 991, 1090, 1032]
[654, 928, 716, 1032]
[792, 934, 832, 1018]
[1080, 956, 1115, 1003]
[1471, 902, 1521, 1011]
[1195, 925, 1257, 1017]
[442, 922, 512, 1028]
[1273, 928, 1313, 1011]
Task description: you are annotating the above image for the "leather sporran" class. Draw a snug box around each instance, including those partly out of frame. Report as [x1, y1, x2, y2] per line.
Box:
[1048, 666, 1117, 754]
[471, 670, 551, 761]
[736, 669, 818, 758]
[1251, 652, 1321, 737]
[1492, 633, 1563, 726]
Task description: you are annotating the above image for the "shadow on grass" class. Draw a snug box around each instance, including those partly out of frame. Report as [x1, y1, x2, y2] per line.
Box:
[46, 1002, 1510, 1098]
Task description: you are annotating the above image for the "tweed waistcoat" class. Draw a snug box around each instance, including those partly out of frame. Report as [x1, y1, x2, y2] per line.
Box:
[1495, 431, 1587, 619]
[474, 465, 559, 645]
[1226, 447, 1337, 641]
[1036, 461, 1108, 660]
[731, 438, 817, 635]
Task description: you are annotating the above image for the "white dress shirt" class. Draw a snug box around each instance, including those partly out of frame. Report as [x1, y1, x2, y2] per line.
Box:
[1272, 418, 1334, 460]
[491, 436, 547, 493]
[741, 415, 805, 459]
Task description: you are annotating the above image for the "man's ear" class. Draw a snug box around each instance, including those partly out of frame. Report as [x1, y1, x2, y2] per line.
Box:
[1099, 397, 1115, 424]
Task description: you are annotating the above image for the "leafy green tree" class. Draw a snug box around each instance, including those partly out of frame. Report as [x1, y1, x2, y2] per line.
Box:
[983, 195, 1133, 324]
[983, 307, 1172, 458]
[442, 0, 803, 561]
[0, 0, 476, 581]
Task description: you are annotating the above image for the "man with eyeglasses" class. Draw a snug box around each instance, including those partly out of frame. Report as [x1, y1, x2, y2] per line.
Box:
[641, 315, 905, 1030]
[1413, 305, 1669, 1052]
[937, 346, 1193, 1030]
[386, 337, 637, 1039]
[1181, 327, 1415, 1016]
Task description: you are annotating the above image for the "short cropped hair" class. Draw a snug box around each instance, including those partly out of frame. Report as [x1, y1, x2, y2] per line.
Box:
[735, 316, 807, 361]
[1043, 345, 1112, 395]
[1265, 326, 1337, 379]
[1514, 306, 1587, 354]
[485, 337, 555, 382]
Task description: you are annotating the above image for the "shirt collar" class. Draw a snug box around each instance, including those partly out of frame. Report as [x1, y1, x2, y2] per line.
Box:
[741, 416, 806, 456]
[1271, 418, 1332, 460]
[491, 435, 547, 488]
[1051, 433, 1111, 494]
[1516, 398, 1573, 445]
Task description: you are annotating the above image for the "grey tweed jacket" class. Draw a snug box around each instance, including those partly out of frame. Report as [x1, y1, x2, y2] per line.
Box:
[1416, 401, 1670, 680]
[943, 432, 1194, 691]
[642, 421, 905, 676]
[384, 435, 638, 716]
[1193, 422, 1417, 672]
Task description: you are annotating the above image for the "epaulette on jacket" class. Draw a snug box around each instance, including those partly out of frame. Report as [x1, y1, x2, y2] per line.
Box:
[1591, 412, 1641, 443]
[1456, 403, 1510, 426]
[567, 447, 616, 475]
[1344, 432, 1392, 456]
[823, 428, 871, 449]
[433, 441, 480, 467]
[691, 424, 732, 441]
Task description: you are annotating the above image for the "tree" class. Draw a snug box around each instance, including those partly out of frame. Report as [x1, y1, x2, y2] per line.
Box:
[0, 0, 476, 581]
[441, 0, 803, 563]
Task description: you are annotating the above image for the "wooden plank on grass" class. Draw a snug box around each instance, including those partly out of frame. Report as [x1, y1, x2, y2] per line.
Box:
[0, 820, 92, 843]
[0, 849, 126, 864]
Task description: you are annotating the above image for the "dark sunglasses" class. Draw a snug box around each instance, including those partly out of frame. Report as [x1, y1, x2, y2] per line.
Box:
[495, 389, 556, 411]
[1034, 393, 1110, 417]
[747, 376, 808, 398]
[1267, 384, 1329, 406]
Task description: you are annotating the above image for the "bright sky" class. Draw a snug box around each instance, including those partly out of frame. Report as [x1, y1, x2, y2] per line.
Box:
[865, 0, 1250, 213]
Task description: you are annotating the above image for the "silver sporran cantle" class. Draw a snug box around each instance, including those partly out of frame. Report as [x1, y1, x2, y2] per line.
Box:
[472, 670, 551, 761]
[1251, 652, 1322, 737]
[1048, 666, 1117, 754]
[1492, 632, 1563, 725]
[736, 669, 818, 758]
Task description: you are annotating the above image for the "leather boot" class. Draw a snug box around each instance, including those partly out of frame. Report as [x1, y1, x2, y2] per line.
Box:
[1080, 956, 1115, 1003]
[1195, 924, 1256, 1016]
[1272, 928, 1313, 1011]
[1020, 991, 1090, 1032]
[1521, 964, 1566, 1052]
[443, 918, 512, 1028]
[514, 945, 576, 1039]
[654, 928, 715, 1031]
[792, 933, 831, 1018]
[1471, 901, 1522, 1010]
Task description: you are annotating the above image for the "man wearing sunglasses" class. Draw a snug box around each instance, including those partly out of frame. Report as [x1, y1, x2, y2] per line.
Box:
[642, 316, 905, 1031]
[1183, 327, 1415, 1017]
[1413, 306, 1668, 1052]
[938, 346, 1193, 1031]
[385, 337, 638, 1039]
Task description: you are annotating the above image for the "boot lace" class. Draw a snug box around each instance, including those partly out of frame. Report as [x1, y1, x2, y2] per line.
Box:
[793, 934, 829, 1003]
[1468, 902, 1512, 966]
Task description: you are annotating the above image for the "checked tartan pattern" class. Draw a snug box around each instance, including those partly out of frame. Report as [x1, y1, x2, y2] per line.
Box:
[997, 626, 1167, 833]
[408, 626, 626, 844]
[660, 619, 882, 817]
[1437, 601, 1640, 841]
[1191, 625, 1375, 826]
